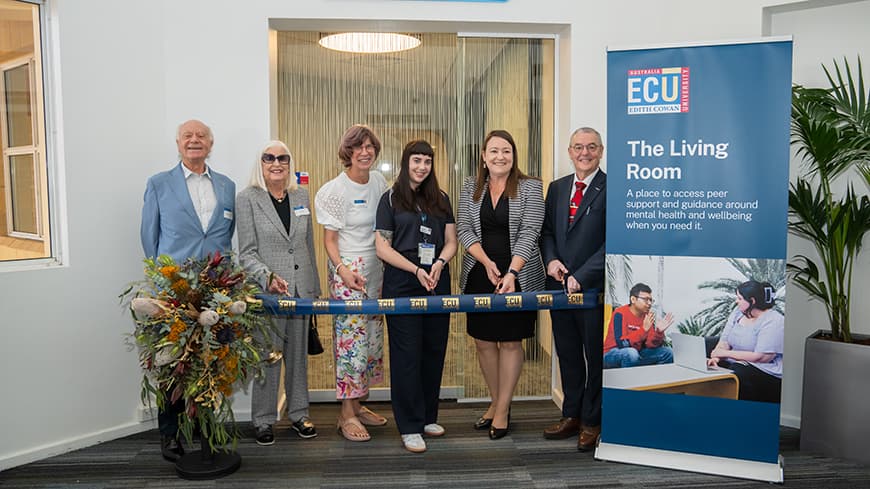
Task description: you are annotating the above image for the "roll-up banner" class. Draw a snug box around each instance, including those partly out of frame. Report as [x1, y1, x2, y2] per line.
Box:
[597, 39, 792, 482]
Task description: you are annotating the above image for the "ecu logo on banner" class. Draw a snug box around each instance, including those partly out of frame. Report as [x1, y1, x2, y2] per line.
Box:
[627, 67, 689, 115]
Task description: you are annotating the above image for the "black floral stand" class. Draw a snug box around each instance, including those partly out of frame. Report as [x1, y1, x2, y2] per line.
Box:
[175, 436, 241, 480]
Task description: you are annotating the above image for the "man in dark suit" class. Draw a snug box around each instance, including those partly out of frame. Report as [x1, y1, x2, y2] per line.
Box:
[140, 119, 236, 462]
[540, 127, 606, 451]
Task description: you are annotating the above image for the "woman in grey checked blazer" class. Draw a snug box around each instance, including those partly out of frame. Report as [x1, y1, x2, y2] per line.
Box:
[237, 140, 321, 446]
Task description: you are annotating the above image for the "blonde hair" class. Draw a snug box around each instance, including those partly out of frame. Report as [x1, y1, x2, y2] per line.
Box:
[248, 140, 299, 192]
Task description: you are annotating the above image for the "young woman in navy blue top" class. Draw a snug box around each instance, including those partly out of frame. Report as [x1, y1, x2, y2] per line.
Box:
[375, 140, 457, 453]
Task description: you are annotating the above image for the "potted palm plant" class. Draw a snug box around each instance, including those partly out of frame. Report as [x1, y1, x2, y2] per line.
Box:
[789, 57, 870, 463]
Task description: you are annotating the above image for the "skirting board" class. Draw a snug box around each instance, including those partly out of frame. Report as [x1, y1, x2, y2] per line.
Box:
[595, 442, 784, 483]
[0, 421, 151, 472]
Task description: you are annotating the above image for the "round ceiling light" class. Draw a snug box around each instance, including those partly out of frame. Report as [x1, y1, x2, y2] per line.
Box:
[318, 32, 421, 54]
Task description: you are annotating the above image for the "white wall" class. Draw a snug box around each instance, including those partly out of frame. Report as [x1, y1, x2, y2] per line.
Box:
[767, 0, 870, 428]
[0, 0, 815, 470]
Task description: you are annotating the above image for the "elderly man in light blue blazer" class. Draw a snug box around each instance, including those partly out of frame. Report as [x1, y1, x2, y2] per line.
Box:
[139, 119, 236, 463]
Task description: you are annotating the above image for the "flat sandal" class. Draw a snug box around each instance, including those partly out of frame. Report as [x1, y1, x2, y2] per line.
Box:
[337, 416, 371, 442]
[356, 406, 388, 426]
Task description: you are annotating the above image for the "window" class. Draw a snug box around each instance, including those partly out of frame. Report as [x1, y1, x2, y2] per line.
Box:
[0, 0, 50, 262]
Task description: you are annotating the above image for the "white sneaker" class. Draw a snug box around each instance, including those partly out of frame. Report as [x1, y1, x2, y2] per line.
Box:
[401, 433, 427, 453]
[423, 423, 445, 437]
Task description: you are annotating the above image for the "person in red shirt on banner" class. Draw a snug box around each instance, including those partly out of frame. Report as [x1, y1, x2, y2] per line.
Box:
[603, 283, 674, 369]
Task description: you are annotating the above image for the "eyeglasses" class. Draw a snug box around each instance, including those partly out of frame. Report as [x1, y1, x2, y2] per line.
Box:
[570, 143, 600, 153]
[635, 296, 655, 304]
[262, 153, 291, 165]
[353, 144, 376, 153]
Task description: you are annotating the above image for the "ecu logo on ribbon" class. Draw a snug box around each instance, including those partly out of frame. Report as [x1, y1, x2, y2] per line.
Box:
[278, 299, 296, 312]
[378, 299, 395, 311]
[345, 300, 363, 311]
[441, 297, 460, 310]
[536, 294, 553, 307]
[505, 295, 522, 308]
[312, 300, 330, 312]
[410, 298, 428, 310]
[567, 293, 584, 305]
[473, 296, 491, 309]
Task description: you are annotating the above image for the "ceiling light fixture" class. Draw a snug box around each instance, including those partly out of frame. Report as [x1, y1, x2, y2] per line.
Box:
[318, 32, 421, 54]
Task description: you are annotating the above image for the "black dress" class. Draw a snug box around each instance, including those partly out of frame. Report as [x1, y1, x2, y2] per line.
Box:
[465, 191, 537, 342]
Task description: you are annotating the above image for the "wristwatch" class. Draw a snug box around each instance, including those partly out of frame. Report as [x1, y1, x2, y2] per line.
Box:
[436, 257, 448, 266]
[507, 268, 519, 277]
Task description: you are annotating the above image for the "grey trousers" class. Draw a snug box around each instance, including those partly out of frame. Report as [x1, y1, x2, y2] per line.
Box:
[252, 314, 310, 428]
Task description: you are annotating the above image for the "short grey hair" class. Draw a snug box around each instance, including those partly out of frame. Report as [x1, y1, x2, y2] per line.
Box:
[569, 127, 603, 146]
[248, 140, 299, 192]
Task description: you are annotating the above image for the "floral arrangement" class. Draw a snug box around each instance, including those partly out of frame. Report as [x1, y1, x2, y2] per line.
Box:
[120, 252, 271, 451]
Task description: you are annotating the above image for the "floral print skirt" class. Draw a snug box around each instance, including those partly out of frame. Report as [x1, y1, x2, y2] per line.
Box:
[328, 252, 384, 399]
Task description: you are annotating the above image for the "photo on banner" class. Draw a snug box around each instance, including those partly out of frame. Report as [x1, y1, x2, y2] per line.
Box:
[598, 39, 792, 481]
[603, 255, 785, 404]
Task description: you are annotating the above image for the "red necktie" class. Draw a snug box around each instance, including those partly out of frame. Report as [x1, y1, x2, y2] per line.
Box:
[568, 181, 586, 224]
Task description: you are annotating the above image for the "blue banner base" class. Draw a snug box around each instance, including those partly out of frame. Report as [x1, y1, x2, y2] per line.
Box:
[595, 442, 783, 483]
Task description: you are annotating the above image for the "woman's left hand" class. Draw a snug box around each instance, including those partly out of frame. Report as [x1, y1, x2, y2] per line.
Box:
[495, 273, 516, 294]
[415, 267, 435, 291]
[426, 261, 444, 291]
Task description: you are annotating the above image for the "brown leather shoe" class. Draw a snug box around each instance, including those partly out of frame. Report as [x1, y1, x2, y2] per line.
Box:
[543, 417, 581, 439]
[577, 424, 601, 452]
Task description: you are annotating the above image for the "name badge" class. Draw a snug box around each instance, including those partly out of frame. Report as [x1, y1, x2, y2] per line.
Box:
[418, 242, 435, 265]
[353, 199, 366, 207]
[420, 225, 432, 235]
[223, 208, 233, 220]
[293, 205, 310, 216]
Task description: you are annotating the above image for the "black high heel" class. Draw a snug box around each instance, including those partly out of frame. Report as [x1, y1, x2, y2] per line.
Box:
[473, 416, 493, 430]
[488, 409, 511, 440]
[489, 424, 509, 440]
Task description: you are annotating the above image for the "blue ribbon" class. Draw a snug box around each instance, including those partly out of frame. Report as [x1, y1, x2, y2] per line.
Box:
[257, 290, 601, 316]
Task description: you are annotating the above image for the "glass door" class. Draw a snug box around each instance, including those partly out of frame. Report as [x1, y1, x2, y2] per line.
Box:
[274, 31, 555, 401]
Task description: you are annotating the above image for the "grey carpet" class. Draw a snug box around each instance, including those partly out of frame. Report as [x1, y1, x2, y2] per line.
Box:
[2, 400, 869, 488]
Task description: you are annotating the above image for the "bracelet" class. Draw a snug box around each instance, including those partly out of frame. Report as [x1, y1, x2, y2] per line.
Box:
[415, 266, 422, 277]
[436, 257, 448, 266]
[507, 268, 519, 277]
[335, 263, 345, 273]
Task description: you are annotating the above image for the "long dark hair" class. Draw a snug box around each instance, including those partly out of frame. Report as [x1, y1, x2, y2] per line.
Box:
[737, 280, 776, 318]
[472, 129, 535, 202]
[391, 140, 451, 217]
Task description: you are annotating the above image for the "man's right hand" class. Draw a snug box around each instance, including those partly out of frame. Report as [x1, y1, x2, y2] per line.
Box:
[643, 311, 655, 331]
[547, 259, 569, 281]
